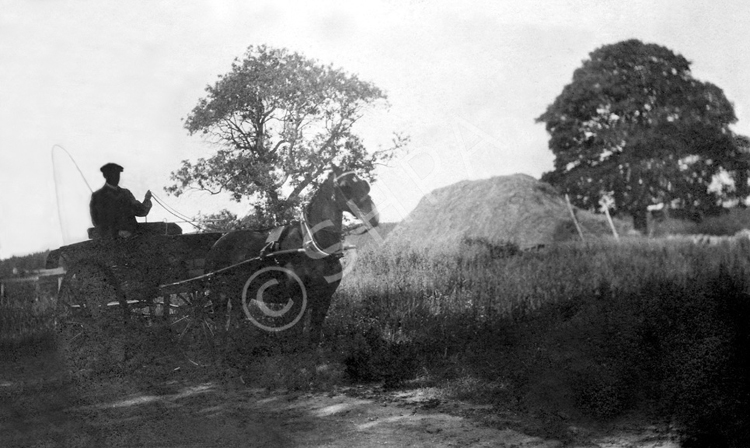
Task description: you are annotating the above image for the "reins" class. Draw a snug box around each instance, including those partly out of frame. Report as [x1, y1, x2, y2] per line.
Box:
[299, 180, 346, 258]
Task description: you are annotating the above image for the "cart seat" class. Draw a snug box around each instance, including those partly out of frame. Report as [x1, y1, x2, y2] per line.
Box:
[87, 222, 183, 239]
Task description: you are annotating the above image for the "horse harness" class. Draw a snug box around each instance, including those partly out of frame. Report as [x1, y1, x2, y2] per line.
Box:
[259, 217, 345, 260]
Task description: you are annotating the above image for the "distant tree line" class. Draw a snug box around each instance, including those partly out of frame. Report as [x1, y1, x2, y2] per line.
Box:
[0, 251, 49, 278]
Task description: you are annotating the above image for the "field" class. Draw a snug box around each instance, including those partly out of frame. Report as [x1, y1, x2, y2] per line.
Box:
[3, 235, 750, 446]
[325, 236, 750, 445]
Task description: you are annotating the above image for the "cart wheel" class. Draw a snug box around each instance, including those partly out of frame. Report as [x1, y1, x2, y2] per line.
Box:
[55, 263, 129, 377]
[168, 290, 226, 366]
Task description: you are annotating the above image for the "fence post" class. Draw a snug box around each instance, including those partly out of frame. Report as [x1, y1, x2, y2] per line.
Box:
[565, 194, 585, 241]
[603, 206, 620, 240]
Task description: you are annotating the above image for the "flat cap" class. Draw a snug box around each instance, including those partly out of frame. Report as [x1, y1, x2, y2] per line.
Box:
[100, 163, 124, 174]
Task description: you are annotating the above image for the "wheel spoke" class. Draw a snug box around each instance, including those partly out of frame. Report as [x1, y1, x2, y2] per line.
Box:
[177, 319, 193, 341]
[204, 320, 216, 339]
[171, 315, 190, 326]
[167, 289, 223, 366]
[67, 330, 84, 343]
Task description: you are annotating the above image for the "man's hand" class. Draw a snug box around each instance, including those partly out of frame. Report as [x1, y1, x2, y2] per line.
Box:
[144, 190, 153, 201]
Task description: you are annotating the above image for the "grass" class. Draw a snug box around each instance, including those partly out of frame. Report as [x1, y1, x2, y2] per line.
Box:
[327, 237, 714, 347]
[0, 280, 57, 354]
[324, 236, 750, 445]
[4, 235, 750, 446]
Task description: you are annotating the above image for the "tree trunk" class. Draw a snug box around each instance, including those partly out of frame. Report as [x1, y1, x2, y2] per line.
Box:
[736, 169, 749, 207]
[632, 207, 649, 235]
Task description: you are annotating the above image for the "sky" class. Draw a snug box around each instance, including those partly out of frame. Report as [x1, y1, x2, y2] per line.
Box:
[2, 0, 750, 258]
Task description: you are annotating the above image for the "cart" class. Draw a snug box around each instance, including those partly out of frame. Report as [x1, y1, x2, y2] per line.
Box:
[50, 222, 311, 372]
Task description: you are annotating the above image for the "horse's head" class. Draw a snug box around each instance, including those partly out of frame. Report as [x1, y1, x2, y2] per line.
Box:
[332, 171, 379, 228]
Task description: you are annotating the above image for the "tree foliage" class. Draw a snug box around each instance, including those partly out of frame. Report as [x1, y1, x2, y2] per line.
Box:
[167, 45, 406, 227]
[537, 39, 749, 232]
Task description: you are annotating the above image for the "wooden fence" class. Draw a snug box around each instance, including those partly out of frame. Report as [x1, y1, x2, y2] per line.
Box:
[0, 268, 65, 345]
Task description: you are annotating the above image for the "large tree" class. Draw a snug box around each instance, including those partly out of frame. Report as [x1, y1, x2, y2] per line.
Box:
[537, 39, 748, 232]
[167, 45, 406, 228]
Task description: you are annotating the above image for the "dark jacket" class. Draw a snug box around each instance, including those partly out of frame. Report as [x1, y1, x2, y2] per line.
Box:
[90, 184, 152, 238]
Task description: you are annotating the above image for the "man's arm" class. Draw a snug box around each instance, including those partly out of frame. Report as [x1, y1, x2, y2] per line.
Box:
[125, 189, 153, 217]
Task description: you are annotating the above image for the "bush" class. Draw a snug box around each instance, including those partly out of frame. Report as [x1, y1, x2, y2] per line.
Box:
[695, 208, 750, 235]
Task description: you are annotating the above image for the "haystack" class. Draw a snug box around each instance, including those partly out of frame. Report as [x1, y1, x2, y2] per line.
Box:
[344, 222, 398, 251]
[385, 174, 630, 251]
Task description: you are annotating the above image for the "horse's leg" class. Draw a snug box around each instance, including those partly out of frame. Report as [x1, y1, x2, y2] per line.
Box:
[305, 294, 323, 346]
[307, 260, 342, 346]
[268, 264, 304, 349]
[308, 290, 334, 346]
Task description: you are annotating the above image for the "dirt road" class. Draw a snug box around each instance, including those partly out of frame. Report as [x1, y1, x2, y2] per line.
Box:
[1, 349, 676, 447]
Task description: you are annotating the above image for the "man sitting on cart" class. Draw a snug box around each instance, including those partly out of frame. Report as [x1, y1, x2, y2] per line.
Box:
[90, 162, 153, 239]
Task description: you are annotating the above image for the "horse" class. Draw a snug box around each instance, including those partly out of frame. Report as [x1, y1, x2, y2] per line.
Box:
[204, 170, 378, 346]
